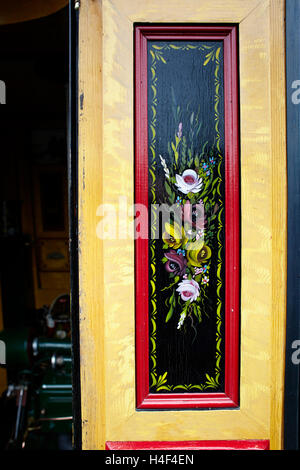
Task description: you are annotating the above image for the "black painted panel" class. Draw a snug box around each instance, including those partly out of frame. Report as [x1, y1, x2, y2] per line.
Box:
[147, 41, 226, 393]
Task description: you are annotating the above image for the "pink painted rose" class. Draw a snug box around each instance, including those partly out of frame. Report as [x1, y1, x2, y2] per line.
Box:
[175, 169, 203, 195]
[176, 279, 200, 302]
[181, 200, 206, 232]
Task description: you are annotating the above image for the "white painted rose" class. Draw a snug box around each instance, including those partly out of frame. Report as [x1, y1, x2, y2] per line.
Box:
[175, 169, 203, 195]
[176, 279, 200, 302]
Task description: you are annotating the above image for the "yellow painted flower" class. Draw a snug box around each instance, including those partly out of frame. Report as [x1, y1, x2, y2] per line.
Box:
[186, 239, 212, 267]
[163, 222, 187, 249]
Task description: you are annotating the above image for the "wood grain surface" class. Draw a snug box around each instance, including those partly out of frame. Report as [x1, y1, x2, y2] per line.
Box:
[78, 0, 286, 450]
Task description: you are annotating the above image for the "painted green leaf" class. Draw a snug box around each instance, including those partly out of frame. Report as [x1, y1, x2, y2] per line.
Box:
[165, 306, 174, 323]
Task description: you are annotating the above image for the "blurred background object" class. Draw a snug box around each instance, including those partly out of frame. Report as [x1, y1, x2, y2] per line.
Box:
[0, 2, 71, 450]
[0, 0, 68, 25]
[0, 294, 72, 450]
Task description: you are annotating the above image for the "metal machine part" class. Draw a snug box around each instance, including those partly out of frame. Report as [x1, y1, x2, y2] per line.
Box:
[0, 295, 72, 449]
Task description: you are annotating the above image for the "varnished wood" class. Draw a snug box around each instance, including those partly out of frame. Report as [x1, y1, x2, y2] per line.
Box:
[239, 0, 286, 450]
[269, 0, 287, 451]
[78, 0, 105, 450]
[78, 0, 287, 450]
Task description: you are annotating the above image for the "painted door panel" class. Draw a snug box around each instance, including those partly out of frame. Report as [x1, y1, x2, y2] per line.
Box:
[77, 0, 286, 450]
[134, 25, 240, 411]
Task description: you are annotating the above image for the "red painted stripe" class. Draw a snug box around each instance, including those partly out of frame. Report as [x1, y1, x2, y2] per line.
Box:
[106, 440, 269, 450]
[135, 27, 149, 408]
[223, 26, 240, 406]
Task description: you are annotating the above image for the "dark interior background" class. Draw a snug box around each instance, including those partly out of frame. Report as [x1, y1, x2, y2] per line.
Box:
[0, 7, 69, 329]
[0, 6, 72, 450]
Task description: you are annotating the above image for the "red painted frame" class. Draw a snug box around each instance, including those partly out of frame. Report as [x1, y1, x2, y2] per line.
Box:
[106, 440, 269, 450]
[135, 25, 240, 409]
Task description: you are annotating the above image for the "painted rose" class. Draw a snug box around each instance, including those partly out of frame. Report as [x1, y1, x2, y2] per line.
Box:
[175, 169, 203, 195]
[176, 279, 200, 302]
[164, 249, 187, 277]
[162, 222, 187, 249]
[186, 239, 212, 267]
[181, 200, 206, 232]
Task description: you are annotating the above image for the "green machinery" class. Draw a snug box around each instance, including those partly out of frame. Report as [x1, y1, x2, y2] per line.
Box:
[0, 295, 72, 449]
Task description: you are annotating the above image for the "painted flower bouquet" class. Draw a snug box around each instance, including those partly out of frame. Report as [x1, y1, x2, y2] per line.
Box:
[159, 110, 221, 334]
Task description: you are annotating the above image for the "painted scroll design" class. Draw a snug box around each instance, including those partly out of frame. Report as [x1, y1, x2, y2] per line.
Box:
[149, 44, 224, 392]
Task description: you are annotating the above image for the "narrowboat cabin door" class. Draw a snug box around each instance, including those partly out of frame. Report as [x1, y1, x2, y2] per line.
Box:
[75, 0, 293, 451]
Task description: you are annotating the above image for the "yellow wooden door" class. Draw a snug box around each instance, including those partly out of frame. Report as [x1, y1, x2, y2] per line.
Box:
[77, 0, 286, 450]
